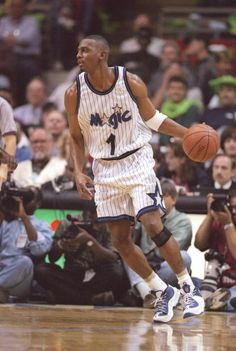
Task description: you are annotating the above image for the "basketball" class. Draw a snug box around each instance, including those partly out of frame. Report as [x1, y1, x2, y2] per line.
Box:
[183, 124, 220, 162]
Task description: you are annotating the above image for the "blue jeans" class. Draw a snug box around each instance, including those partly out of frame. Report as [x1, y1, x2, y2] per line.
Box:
[0, 256, 33, 298]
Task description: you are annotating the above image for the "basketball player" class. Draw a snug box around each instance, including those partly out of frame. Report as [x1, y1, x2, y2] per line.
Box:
[64, 35, 204, 323]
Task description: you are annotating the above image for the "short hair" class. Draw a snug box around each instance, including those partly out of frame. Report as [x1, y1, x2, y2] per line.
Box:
[212, 152, 236, 169]
[160, 179, 178, 199]
[168, 75, 188, 88]
[83, 35, 110, 54]
[220, 127, 236, 151]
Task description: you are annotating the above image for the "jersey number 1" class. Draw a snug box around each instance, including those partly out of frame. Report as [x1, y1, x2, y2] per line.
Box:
[106, 133, 115, 155]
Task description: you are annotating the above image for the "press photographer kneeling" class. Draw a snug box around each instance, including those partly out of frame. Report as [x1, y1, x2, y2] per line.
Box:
[0, 178, 53, 303]
[34, 212, 130, 305]
[195, 191, 236, 311]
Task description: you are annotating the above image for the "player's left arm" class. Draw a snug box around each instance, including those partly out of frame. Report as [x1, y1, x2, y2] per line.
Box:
[127, 73, 187, 139]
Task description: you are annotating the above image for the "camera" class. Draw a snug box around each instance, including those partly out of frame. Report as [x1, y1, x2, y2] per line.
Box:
[210, 193, 230, 212]
[201, 249, 225, 300]
[0, 175, 41, 213]
[61, 214, 94, 240]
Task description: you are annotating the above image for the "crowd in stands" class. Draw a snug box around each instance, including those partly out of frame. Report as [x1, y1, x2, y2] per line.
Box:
[0, 0, 236, 311]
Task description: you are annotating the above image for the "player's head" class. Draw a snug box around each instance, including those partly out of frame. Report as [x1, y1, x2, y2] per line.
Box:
[77, 35, 110, 72]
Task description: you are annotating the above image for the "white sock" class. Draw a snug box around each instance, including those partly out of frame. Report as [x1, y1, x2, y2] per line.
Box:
[144, 271, 167, 292]
[177, 269, 195, 290]
[135, 281, 151, 300]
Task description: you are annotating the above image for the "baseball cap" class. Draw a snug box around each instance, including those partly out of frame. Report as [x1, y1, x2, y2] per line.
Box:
[209, 75, 236, 93]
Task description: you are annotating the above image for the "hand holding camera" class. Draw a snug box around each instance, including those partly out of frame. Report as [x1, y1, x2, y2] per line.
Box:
[207, 193, 233, 226]
[57, 229, 93, 252]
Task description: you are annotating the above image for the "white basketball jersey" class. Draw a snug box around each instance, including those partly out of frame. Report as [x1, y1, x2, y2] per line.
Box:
[76, 66, 152, 159]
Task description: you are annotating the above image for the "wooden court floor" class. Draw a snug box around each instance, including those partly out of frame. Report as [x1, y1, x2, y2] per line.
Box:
[0, 304, 235, 351]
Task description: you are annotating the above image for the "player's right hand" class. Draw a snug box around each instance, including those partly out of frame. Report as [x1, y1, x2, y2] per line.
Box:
[75, 173, 94, 200]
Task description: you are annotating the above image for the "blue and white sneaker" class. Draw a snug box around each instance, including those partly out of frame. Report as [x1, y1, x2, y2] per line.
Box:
[153, 286, 180, 323]
[181, 284, 205, 319]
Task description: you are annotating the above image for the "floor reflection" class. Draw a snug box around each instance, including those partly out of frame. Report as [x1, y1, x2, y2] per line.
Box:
[0, 305, 235, 351]
[152, 313, 236, 351]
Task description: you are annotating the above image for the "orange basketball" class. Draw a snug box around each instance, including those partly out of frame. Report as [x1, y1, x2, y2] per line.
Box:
[182, 124, 220, 162]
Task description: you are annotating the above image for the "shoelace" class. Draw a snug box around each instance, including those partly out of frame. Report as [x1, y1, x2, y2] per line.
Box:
[154, 290, 168, 314]
[182, 291, 195, 306]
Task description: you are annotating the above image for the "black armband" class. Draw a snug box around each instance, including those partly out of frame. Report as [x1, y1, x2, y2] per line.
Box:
[151, 226, 172, 247]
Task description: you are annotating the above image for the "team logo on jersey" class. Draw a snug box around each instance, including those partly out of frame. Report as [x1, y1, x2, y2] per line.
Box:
[90, 103, 132, 129]
[147, 182, 161, 206]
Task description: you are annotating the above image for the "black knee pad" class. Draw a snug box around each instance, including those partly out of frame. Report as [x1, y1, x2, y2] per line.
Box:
[152, 226, 172, 247]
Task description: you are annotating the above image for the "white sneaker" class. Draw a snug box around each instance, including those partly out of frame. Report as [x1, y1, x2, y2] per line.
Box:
[181, 284, 205, 318]
[153, 286, 180, 323]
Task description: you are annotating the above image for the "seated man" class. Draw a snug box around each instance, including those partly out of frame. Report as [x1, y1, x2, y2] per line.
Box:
[199, 153, 236, 193]
[194, 190, 236, 311]
[34, 211, 130, 305]
[12, 128, 67, 187]
[199, 75, 236, 135]
[0, 185, 53, 303]
[124, 179, 193, 307]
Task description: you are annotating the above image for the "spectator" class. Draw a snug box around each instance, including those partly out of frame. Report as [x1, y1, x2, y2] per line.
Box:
[199, 75, 236, 136]
[119, 13, 165, 59]
[34, 212, 130, 305]
[12, 128, 67, 187]
[200, 76, 236, 135]
[42, 129, 76, 192]
[0, 0, 42, 105]
[48, 66, 80, 112]
[220, 127, 236, 160]
[0, 96, 17, 187]
[159, 75, 202, 145]
[14, 77, 47, 134]
[42, 109, 67, 156]
[208, 49, 236, 110]
[124, 179, 193, 307]
[199, 153, 236, 192]
[157, 139, 208, 194]
[15, 120, 32, 163]
[194, 191, 236, 311]
[149, 42, 199, 109]
[50, 2, 78, 71]
[118, 25, 160, 84]
[0, 187, 53, 303]
[183, 34, 216, 106]
[220, 127, 236, 182]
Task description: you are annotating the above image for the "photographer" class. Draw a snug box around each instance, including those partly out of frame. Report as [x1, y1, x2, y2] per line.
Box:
[34, 213, 130, 305]
[0, 186, 53, 303]
[194, 191, 236, 311]
[0, 96, 17, 186]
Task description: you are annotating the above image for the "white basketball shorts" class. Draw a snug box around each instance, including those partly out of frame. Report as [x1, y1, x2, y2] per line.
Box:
[93, 144, 166, 222]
